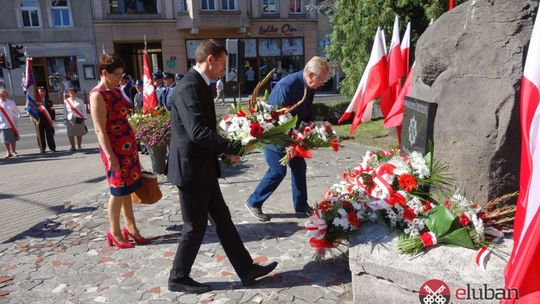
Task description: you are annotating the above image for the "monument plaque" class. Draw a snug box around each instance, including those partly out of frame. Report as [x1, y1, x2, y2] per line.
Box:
[400, 97, 438, 156]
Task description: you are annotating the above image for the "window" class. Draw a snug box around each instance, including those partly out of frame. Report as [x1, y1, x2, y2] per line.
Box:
[109, 0, 158, 15]
[51, 0, 71, 27]
[179, 0, 187, 12]
[21, 0, 40, 27]
[289, 0, 302, 13]
[221, 0, 236, 11]
[262, 0, 277, 14]
[201, 0, 216, 11]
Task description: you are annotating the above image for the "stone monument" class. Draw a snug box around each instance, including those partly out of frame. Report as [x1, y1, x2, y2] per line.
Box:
[410, 0, 538, 201]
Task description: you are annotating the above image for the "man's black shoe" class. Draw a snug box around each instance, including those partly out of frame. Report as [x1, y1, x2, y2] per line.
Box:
[244, 202, 270, 222]
[168, 277, 211, 294]
[241, 261, 278, 286]
[295, 206, 314, 218]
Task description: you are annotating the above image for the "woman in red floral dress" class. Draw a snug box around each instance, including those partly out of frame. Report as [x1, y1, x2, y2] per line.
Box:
[89, 53, 149, 249]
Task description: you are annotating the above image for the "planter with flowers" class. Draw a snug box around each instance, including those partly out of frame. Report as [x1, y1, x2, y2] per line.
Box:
[128, 109, 171, 174]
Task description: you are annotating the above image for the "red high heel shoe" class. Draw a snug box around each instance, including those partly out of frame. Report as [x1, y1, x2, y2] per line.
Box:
[106, 231, 134, 249]
[122, 227, 151, 245]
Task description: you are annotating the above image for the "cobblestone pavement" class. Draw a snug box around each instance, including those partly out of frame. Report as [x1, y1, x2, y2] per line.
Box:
[0, 142, 372, 303]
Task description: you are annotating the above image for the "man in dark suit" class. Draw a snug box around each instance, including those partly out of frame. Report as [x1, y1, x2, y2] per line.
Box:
[36, 87, 56, 153]
[167, 39, 277, 294]
[162, 72, 176, 111]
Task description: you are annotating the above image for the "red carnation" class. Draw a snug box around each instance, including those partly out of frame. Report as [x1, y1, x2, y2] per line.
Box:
[237, 110, 247, 117]
[378, 163, 396, 176]
[403, 207, 416, 222]
[341, 201, 353, 210]
[249, 122, 264, 137]
[309, 237, 335, 249]
[398, 173, 417, 192]
[459, 213, 470, 227]
[318, 200, 332, 212]
[348, 212, 361, 229]
[331, 138, 339, 152]
[423, 200, 432, 212]
[443, 200, 452, 208]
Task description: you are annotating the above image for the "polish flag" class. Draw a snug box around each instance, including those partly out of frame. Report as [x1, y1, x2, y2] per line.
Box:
[380, 16, 406, 118]
[449, 0, 455, 10]
[384, 63, 415, 129]
[503, 9, 540, 303]
[348, 28, 388, 135]
[401, 22, 411, 75]
[142, 49, 158, 112]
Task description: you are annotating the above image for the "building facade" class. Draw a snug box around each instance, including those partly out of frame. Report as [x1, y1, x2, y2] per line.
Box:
[92, 0, 330, 93]
[0, 0, 98, 104]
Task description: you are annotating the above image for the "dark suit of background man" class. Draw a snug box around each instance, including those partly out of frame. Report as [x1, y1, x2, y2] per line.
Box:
[166, 39, 277, 294]
[37, 87, 56, 153]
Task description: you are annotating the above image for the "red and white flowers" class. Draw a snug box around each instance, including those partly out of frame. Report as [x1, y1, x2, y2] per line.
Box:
[280, 121, 340, 166]
[218, 101, 297, 150]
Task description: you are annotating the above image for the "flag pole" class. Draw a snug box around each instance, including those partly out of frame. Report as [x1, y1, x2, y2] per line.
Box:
[144, 35, 147, 50]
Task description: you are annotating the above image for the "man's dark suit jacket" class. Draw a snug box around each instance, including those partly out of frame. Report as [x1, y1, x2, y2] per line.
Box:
[167, 68, 240, 188]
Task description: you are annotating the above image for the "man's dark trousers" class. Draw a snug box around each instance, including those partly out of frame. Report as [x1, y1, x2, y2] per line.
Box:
[37, 120, 56, 152]
[170, 179, 253, 280]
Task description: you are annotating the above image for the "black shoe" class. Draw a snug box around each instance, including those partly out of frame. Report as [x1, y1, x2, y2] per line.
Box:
[295, 206, 314, 218]
[168, 277, 211, 294]
[244, 202, 270, 222]
[241, 261, 278, 287]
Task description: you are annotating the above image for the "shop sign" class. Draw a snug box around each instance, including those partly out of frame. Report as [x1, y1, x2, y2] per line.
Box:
[259, 24, 300, 36]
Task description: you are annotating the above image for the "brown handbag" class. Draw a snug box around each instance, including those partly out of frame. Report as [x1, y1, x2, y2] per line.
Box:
[131, 171, 162, 204]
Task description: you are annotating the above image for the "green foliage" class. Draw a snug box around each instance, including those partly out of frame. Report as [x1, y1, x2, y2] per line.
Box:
[326, 0, 466, 98]
[312, 101, 350, 124]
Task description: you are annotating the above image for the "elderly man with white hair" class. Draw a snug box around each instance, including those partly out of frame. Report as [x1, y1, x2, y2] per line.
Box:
[245, 56, 331, 222]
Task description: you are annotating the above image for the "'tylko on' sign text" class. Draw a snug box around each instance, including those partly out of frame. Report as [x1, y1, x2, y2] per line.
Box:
[259, 24, 298, 35]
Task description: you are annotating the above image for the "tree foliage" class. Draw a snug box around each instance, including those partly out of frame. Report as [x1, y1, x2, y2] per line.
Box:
[324, 0, 466, 98]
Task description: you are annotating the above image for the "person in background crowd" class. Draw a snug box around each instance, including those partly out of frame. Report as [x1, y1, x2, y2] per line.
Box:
[62, 76, 71, 98]
[63, 86, 88, 152]
[133, 80, 144, 112]
[175, 73, 184, 83]
[163, 72, 176, 111]
[167, 39, 277, 293]
[38, 86, 56, 121]
[214, 76, 225, 105]
[245, 66, 256, 94]
[120, 74, 136, 107]
[245, 56, 331, 222]
[36, 87, 56, 154]
[154, 72, 166, 107]
[89, 53, 150, 249]
[0, 88, 21, 158]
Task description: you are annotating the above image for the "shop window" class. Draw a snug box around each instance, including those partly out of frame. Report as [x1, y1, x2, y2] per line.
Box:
[201, 0, 216, 11]
[21, 0, 40, 27]
[282, 38, 303, 56]
[258, 39, 281, 57]
[51, 0, 71, 27]
[46, 56, 80, 93]
[109, 0, 158, 15]
[179, 0, 187, 12]
[221, 0, 236, 11]
[262, 0, 277, 14]
[289, 0, 302, 14]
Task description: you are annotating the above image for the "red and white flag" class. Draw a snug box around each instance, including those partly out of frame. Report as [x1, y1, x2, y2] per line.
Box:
[449, 0, 455, 10]
[380, 16, 406, 118]
[504, 8, 540, 303]
[348, 28, 388, 135]
[384, 63, 415, 129]
[401, 22, 411, 75]
[142, 49, 158, 112]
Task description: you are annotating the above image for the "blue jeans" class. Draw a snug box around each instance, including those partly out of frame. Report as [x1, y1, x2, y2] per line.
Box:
[247, 145, 308, 211]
